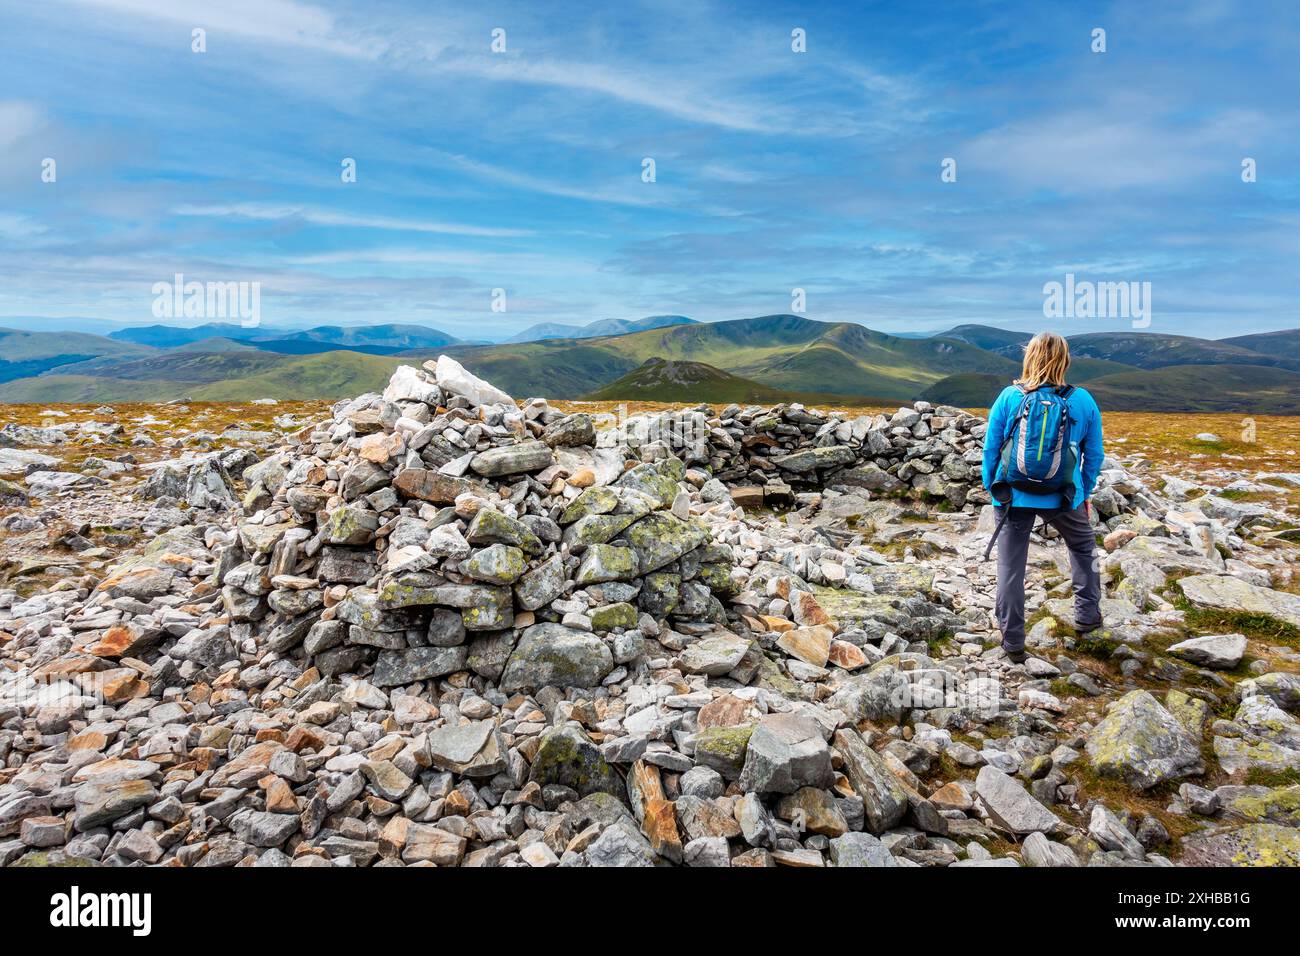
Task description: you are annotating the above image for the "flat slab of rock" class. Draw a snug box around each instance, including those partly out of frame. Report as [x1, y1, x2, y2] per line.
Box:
[1179, 574, 1300, 628]
[1168, 633, 1247, 670]
[773, 446, 856, 473]
[470, 441, 554, 477]
[431, 354, 516, 407]
[392, 468, 485, 503]
[678, 632, 750, 676]
[0, 448, 60, 475]
[974, 765, 1062, 836]
[426, 720, 506, 777]
[372, 646, 468, 686]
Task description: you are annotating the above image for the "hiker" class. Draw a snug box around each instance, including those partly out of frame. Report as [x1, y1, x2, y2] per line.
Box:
[981, 332, 1104, 664]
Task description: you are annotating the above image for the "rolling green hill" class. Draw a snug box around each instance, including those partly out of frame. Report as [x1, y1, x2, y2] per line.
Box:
[920, 364, 1300, 414]
[937, 324, 1032, 354]
[1082, 364, 1300, 414]
[1219, 328, 1300, 362]
[583, 358, 895, 405]
[919, 373, 1005, 408]
[0, 351, 406, 403]
[1065, 332, 1300, 371]
[0, 328, 156, 383]
[169, 337, 261, 353]
[441, 315, 1024, 400]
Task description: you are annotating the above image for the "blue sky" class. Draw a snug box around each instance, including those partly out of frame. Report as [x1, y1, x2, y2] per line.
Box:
[0, 0, 1297, 341]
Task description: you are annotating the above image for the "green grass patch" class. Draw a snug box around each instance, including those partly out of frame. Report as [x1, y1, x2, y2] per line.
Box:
[1244, 767, 1300, 788]
[1172, 595, 1300, 647]
[1074, 632, 1120, 659]
[926, 630, 954, 656]
[1215, 488, 1253, 501]
[1048, 678, 1090, 700]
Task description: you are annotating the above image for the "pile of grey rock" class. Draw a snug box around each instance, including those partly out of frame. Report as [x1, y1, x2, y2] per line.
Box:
[2, 358, 1299, 869]
[608, 401, 988, 511]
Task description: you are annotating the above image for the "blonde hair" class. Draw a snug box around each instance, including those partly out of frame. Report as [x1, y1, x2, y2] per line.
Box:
[1017, 332, 1070, 390]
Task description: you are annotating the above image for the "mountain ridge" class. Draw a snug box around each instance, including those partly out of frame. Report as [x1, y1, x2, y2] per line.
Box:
[2, 316, 1298, 411]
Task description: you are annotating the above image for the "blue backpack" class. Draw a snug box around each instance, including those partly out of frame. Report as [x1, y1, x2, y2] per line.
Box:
[983, 384, 1078, 559]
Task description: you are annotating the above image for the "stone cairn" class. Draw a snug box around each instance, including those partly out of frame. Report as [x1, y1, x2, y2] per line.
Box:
[4, 356, 1298, 867]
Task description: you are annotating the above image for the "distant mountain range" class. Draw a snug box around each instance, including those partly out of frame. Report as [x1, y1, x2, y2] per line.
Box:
[108, 322, 465, 353]
[505, 314, 695, 343]
[1, 317, 1298, 412]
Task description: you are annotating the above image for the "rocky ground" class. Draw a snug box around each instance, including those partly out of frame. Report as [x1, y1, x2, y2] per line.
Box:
[1, 360, 1298, 868]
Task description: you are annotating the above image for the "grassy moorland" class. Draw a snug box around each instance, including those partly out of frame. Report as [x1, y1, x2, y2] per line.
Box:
[3, 400, 1295, 493]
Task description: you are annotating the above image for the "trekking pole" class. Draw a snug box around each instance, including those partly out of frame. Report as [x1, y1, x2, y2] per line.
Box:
[982, 506, 1011, 561]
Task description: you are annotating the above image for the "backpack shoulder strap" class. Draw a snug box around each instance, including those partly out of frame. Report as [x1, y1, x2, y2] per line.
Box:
[1055, 384, 1076, 399]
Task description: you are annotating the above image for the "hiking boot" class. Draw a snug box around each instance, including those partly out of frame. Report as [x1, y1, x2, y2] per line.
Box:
[1002, 645, 1028, 665]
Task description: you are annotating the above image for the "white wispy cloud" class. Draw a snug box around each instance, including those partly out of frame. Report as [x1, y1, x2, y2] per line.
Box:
[62, 0, 384, 58]
[427, 52, 781, 133]
[962, 102, 1273, 191]
[172, 202, 532, 237]
[425, 149, 677, 207]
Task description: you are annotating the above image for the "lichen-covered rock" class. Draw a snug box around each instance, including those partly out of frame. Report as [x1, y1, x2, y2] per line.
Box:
[1181, 823, 1300, 866]
[590, 602, 637, 631]
[499, 623, 614, 692]
[693, 724, 754, 780]
[622, 512, 708, 574]
[372, 646, 468, 686]
[575, 544, 640, 585]
[464, 543, 528, 585]
[325, 504, 379, 545]
[560, 486, 620, 525]
[1237, 672, 1300, 712]
[1221, 785, 1300, 826]
[1086, 690, 1204, 790]
[466, 508, 544, 555]
[528, 723, 620, 797]
[514, 554, 566, 610]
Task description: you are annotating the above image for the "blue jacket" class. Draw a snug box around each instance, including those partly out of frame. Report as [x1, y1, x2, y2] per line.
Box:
[981, 383, 1103, 510]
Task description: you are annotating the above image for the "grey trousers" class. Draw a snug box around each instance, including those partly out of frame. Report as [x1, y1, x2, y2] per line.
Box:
[995, 502, 1102, 653]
